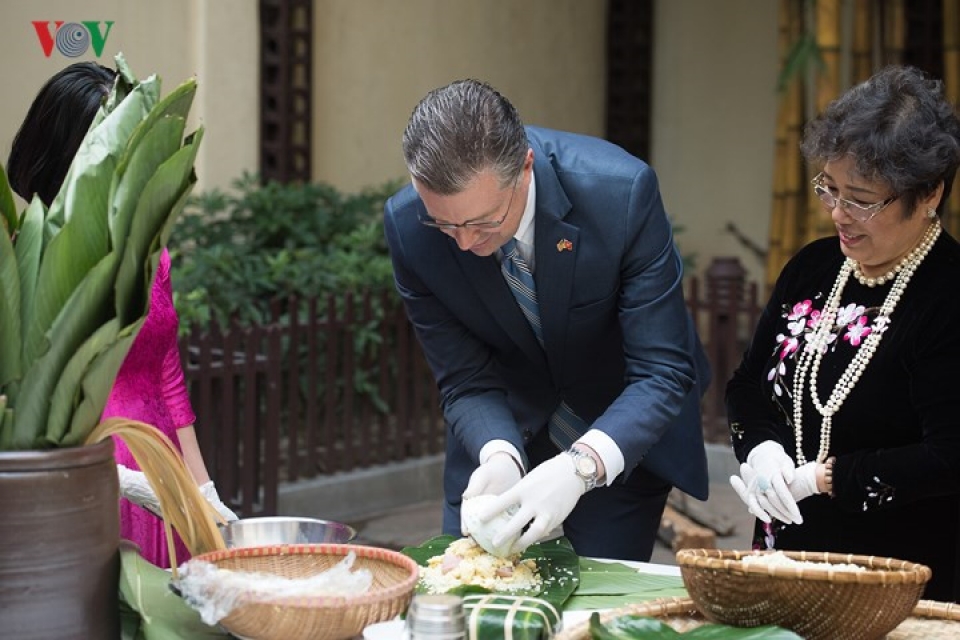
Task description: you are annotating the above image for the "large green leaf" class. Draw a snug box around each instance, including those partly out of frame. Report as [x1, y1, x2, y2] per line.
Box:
[0, 207, 20, 390]
[11, 252, 118, 448]
[21, 75, 160, 369]
[46, 73, 158, 229]
[564, 559, 688, 610]
[0, 408, 12, 450]
[61, 321, 141, 447]
[109, 82, 195, 249]
[401, 535, 580, 613]
[115, 129, 202, 325]
[12, 198, 45, 384]
[45, 318, 120, 444]
[0, 163, 17, 235]
[589, 612, 803, 639]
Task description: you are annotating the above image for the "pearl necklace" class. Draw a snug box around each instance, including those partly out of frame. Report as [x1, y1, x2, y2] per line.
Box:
[792, 221, 941, 464]
[853, 263, 898, 287]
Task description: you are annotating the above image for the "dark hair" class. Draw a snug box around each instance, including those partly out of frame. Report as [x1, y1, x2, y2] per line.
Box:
[401, 79, 527, 195]
[800, 65, 960, 218]
[7, 62, 116, 206]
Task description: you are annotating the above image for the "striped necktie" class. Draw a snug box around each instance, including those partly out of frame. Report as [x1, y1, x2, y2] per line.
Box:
[500, 238, 543, 345]
[500, 239, 588, 450]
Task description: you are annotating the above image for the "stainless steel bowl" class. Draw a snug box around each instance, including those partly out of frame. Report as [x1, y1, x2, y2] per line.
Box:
[220, 517, 358, 548]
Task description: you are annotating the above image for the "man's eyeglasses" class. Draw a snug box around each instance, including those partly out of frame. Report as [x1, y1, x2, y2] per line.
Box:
[418, 173, 521, 230]
[811, 172, 898, 223]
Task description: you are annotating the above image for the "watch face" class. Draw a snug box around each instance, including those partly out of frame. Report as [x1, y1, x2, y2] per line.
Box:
[576, 454, 597, 477]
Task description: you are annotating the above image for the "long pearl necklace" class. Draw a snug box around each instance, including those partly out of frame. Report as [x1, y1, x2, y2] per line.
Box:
[792, 221, 941, 464]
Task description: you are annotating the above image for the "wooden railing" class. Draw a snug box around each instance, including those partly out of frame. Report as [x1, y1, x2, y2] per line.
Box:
[180, 257, 762, 517]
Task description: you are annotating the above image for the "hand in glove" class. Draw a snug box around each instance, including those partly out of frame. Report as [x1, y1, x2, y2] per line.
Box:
[729, 441, 802, 524]
[788, 461, 821, 503]
[470, 452, 585, 556]
[199, 481, 238, 522]
[117, 465, 163, 517]
[461, 452, 523, 536]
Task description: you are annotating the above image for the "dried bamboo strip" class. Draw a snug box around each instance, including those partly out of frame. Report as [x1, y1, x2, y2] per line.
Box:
[85, 418, 226, 576]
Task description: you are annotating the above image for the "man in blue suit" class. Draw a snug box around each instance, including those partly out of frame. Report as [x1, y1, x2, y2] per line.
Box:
[384, 79, 710, 561]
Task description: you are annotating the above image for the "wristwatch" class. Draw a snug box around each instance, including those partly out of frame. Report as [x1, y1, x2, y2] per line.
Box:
[565, 447, 600, 492]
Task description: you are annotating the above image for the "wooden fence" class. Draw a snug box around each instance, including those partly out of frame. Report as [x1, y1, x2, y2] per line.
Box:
[180, 257, 761, 517]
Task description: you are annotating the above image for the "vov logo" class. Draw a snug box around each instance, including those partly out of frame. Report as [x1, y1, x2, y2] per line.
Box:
[32, 21, 115, 58]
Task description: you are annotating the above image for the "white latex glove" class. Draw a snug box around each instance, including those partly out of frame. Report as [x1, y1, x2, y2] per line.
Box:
[462, 453, 523, 502]
[117, 465, 163, 517]
[461, 453, 523, 536]
[789, 461, 821, 503]
[471, 452, 585, 556]
[199, 481, 239, 522]
[729, 441, 802, 524]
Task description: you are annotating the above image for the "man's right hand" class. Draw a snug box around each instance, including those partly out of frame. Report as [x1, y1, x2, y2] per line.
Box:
[461, 452, 523, 534]
[117, 465, 163, 517]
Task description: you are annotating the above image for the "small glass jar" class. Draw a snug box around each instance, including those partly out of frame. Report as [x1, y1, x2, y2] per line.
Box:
[404, 594, 466, 639]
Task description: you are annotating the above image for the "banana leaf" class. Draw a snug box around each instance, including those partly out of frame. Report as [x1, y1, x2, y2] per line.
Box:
[23, 76, 158, 368]
[60, 321, 140, 446]
[115, 130, 202, 325]
[45, 318, 120, 444]
[14, 198, 45, 382]
[0, 163, 16, 236]
[401, 535, 580, 613]
[462, 594, 561, 640]
[109, 85, 194, 251]
[0, 396, 7, 447]
[0, 408, 12, 449]
[588, 612, 803, 639]
[0, 204, 20, 390]
[11, 251, 119, 448]
[565, 559, 688, 611]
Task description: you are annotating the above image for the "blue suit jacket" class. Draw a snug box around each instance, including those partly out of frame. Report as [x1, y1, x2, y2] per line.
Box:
[384, 126, 710, 504]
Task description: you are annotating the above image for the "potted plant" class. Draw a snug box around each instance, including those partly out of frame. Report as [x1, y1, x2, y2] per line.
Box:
[0, 54, 202, 640]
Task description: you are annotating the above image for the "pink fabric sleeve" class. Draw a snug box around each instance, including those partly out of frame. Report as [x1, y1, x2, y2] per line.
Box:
[156, 250, 197, 428]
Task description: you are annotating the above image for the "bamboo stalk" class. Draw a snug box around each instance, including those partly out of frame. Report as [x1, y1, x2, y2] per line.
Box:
[851, 0, 874, 83]
[944, 0, 960, 236]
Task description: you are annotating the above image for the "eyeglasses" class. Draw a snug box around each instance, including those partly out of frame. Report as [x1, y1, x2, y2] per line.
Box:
[418, 173, 521, 230]
[811, 172, 898, 223]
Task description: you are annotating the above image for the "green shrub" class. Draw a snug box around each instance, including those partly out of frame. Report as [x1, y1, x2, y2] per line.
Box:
[168, 173, 403, 330]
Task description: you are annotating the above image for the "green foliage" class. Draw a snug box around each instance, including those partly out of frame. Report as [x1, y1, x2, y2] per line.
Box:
[0, 55, 202, 450]
[169, 173, 403, 331]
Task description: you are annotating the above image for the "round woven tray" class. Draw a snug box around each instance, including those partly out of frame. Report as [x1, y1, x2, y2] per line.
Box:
[677, 549, 931, 640]
[189, 543, 419, 640]
[555, 597, 960, 640]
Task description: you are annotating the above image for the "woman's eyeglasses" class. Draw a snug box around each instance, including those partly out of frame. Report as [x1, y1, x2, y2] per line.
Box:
[811, 172, 898, 223]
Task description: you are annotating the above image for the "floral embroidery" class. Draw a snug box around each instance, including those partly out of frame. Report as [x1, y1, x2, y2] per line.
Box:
[753, 520, 781, 551]
[843, 316, 872, 347]
[730, 421, 744, 441]
[767, 295, 884, 407]
[863, 476, 896, 511]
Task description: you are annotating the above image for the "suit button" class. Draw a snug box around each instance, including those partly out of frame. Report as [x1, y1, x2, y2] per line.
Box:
[523, 430, 533, 441]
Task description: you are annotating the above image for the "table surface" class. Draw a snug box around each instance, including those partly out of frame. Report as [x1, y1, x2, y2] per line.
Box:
[361, 558, 681, 639]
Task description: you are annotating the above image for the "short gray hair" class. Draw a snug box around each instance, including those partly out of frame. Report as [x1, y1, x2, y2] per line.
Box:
[801, 65, 960, 218]
[402, 79, 527, 195]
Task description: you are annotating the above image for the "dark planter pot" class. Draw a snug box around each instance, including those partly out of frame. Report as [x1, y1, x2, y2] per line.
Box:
[0, 439, 120, 640]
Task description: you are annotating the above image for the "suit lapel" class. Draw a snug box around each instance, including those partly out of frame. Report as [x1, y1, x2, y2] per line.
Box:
[453, 246, 548, 368]
[531, 150, 577, 385]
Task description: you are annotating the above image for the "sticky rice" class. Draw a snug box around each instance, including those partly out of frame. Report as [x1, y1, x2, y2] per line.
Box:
[420, 537, 541, 593]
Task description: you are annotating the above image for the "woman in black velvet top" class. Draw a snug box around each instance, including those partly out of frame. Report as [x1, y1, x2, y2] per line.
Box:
[727, 65, 960, 602]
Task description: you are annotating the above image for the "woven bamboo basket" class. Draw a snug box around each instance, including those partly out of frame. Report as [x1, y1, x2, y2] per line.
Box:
[556, 597, 960, 640]
[676, 549, 932, 640]
[186, 543, 419, 640]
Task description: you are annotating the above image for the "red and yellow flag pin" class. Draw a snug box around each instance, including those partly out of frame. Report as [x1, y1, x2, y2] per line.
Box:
[556, 239, 573, 252]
